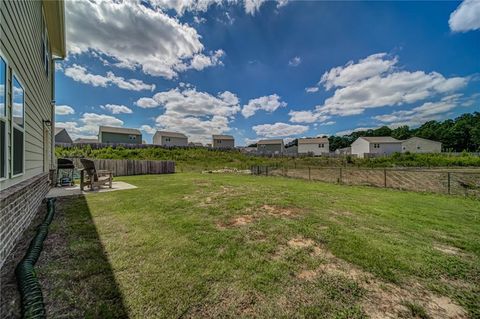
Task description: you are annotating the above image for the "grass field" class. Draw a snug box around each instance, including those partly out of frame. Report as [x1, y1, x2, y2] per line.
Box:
[37, 173, 480, 318]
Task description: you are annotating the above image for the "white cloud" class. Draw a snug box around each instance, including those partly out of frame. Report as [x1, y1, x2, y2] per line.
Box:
[193, 16, 207, 24]
[335, 127, 377, 136]
[64, 64, 155, 91]
[373, 94, 465, 126]
[305, 87, 319, 93]
[292, 53, 469, 121]
[55, 105, 75, 115]
[241, 94, 287, 118]
[288, 110, 330, 123]
[100, 104, 133, 114]
[66, 0, 224, 79]
[140, 124, 157, 135]
[137, 87, 240, 143]
[253, 122, 309, 137]
[56, 113, 123, 139]
[288, 56, 301, 67]
[449, 0, 480, 32]
[189, 50, 225, 71]
[244, 0, 267, 14]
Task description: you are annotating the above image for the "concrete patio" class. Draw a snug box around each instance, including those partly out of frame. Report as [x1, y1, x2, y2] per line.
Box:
[46, 181, 137, 198]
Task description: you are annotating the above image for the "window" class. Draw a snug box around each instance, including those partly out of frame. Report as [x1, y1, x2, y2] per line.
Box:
[166, 137, 170, 142]
[373, 143, 380, 149]
[318, 143, 324, 148]
[417, 146, 421, 150]
[0, 57, 6, 178]
[12, 75, 24, 176]
[129, 135, 136, 140]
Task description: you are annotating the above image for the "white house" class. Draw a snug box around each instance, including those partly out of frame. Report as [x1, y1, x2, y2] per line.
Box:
[257, 139, 284, 155]
[351, 136, 402, 158]
[298, 137, 329, 156]
[212, 135, 234, 148]
[153, 131, 188, 147]
[402, 137, 442, 153]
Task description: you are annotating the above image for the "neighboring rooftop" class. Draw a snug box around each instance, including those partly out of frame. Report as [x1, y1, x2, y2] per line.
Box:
[404, 136, 442, 144]
[298, 137, 329, 144]
[258, 139, 284, 145]
[54, 127, 66, 135]
[359, 136, 402, 143]
[212, 135, 234, 140]
[74, 138, 98, 143]
[99, 126, 141, 135]
[154, 131, 187, 138]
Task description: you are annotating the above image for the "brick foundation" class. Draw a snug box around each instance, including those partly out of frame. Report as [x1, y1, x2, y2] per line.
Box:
[0, 173, 50, 269]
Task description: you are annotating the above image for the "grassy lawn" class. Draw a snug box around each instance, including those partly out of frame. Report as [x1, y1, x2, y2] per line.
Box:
[38, 173, 480, 318]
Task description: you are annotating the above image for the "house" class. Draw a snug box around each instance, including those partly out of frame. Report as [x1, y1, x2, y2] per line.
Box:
[189, 142, 203, 147]
[0, 0, 66, 268]
[74, 138, 98, 144]
[54, 127, 72, 144]
[402, 137, 442, 153]
[335, 147, 352, 155]
[257, 139, 284, 155]
[212, 135, 234, 148]
[351, 136, 402, 158]
[153, 131, 188, 147]
[298, 137, 329, 156]
[98, 126, 142, 144]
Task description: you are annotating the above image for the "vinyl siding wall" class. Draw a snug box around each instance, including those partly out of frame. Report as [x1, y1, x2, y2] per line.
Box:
[213, 139, 234, 148]
[100, 132, 142, 144]
[298, 143, 330, 155]
[153, 135, 188, 147]
[0, 0, 55, 191]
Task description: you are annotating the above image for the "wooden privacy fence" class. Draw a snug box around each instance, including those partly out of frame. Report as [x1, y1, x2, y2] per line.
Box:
[251, 166, 480, 197]
[70, 158, 175, 176]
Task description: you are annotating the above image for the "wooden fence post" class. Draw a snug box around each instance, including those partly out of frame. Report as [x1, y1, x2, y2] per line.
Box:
[447, 172, 451, 195]
[339, 167, 342, 184]
[384, 169, 387, 188]
[308, 167, 311, 180]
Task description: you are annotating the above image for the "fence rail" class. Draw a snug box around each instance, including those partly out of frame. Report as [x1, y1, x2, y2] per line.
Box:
[68, 158, 175, 176]
[251, 166, 480, 197]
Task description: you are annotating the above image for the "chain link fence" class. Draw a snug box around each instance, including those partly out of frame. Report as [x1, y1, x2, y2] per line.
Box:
[251, 166, 480, 197]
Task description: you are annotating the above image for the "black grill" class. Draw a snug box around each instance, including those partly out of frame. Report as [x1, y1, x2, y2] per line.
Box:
[57, 158, 75, 186]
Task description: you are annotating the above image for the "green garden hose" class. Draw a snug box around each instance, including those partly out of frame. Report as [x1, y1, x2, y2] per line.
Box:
[16, 197, 56, 319]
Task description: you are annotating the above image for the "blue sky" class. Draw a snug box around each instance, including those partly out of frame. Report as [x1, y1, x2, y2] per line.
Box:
[55, 0, 480, 145]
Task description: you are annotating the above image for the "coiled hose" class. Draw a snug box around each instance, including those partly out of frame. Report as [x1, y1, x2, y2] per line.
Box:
[15, 197, 56, 319]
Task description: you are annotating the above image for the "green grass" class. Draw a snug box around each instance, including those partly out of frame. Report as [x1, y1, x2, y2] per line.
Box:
[38, 173, 480, 318]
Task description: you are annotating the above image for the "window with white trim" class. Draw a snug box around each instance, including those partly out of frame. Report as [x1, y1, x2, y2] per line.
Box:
[0, 57, 6, 178]
[12, 75, 24, 176]
[318, 143, 324, 148]
[373, 143, 380, 149]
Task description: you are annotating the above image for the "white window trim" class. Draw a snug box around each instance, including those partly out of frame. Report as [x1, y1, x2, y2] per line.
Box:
[0, 52, 8, 181]
[11, 73, 25, 178]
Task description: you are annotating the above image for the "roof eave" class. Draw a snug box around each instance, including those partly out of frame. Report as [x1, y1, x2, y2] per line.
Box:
[43, 0, 66, 59]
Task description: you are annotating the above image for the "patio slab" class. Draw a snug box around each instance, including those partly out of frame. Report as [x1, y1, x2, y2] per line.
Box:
[46, 181, 137, 198]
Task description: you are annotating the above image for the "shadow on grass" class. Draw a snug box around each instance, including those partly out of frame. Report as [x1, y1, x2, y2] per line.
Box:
[38, 195, 129, 318]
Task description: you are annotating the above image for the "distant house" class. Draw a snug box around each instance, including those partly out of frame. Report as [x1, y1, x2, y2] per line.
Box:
[189, 142, 203, 147]
[0, 0, 66, 268]
[213, 135, 234, 148]
[153, 131, 188, 147]
[351, 136, 402, 158]
[74, 138, 98, 144]
[335, 147, 351, 155]
[402, 137, 442, 153]
[298, 137, 329, 156]
[54, 128, 72, 144]
[98, 126, 142, 144]
[257, 139, 284, 155]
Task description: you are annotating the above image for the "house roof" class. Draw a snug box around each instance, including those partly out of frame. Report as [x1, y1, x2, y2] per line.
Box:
[54, 127, 65, 135]
[99, 126, 141, 135]
[298, 137, 329, 144]
[212, 135, 234, 140]
[359, 136, 402, 144]
[258, 139, 284, 145]
[43, 0, 66, 58]
[404, 137, 442, 144]
[154, 131, 187, 138]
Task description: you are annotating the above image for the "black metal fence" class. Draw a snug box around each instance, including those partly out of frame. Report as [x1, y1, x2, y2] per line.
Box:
[251, 166, 480, 197]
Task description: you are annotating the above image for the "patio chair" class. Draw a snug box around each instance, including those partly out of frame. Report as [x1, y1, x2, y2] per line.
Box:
[80, 159, 113, 191]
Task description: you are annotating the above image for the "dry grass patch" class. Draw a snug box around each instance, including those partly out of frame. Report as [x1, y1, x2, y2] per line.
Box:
[282, 236, 468, 319]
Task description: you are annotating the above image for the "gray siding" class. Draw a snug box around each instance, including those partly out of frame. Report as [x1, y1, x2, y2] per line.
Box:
[1, 0, 55, 190]
[213, 139, 234, 148]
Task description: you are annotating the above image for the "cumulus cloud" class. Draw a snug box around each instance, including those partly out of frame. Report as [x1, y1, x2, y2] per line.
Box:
[289, 110, 330, 124]
[100, 104, 133, 114]
[66, 0, 224, 79]
[449, 0, 480, 32]
[253, 122, 309, 137]
[241, 94, 287, 118]
[372, 94, 470, 126]
[335, 127, 378, 136]
[64, 64, 155, 91]
[291, 53, 469, 122]
[189, 50, 225, 71]
[140, 124, 157, 135]
[288, 56, 302, 67]
[305, 87, 319, 93]
[55, 105, 75, 115]
[56, 113, 123, 139]
[136, 87, 240, 143]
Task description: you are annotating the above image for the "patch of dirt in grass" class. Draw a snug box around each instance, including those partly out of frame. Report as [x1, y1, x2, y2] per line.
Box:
[284, 237, 468, 319]
[217, 215, 255, 229]
[260, 204, 299, 217]
[433, 244, 462, 256]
